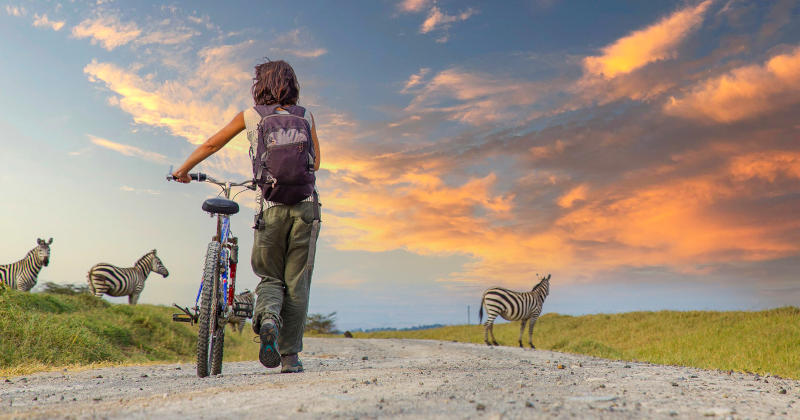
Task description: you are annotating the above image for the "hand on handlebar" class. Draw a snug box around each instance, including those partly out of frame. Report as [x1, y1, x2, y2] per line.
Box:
[172, 169, 191, 184]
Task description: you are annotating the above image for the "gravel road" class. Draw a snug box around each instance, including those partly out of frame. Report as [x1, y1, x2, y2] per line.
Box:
[2, 338, 798, 419]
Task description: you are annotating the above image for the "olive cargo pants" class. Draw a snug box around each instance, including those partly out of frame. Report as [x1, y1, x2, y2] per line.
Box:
[251, 200, 321, 355]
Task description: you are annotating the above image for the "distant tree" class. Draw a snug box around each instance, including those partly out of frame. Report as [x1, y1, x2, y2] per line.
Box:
[305, 311, 337, 334]
[40, 282, 89, 295]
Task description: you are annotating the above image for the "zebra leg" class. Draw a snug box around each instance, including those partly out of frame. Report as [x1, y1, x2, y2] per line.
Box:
[518, 319, 527, 348]
[528, 318, 537, 349]
[239, 319, 246, 335]
[483, 322, 491, 346]
[128, 292, 140, 305]
[489, 322, 499, 346]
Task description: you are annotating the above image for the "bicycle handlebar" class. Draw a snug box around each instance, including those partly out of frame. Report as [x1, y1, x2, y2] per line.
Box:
[166, 172, 207, 182]
[166, 166, 255, 190]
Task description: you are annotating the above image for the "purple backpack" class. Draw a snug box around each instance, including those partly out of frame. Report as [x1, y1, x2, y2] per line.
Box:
[252, 104, 316, 205]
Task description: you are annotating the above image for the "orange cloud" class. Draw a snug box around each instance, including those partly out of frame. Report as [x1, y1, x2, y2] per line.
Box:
[84, 60, 236, 144]
[729, 151, 800, 182]
[556, 150, 800, 268]
[557, 184, 588, 208]
[664, 46, 800, 123]
[398, 0, 430, 13]
[320, 165, 570, 286]
[583, 0, 711, 79]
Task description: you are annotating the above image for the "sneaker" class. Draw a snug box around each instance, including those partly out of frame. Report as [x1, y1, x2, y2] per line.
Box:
[280, 354, 304, 373]
[258, 320, 281, 368]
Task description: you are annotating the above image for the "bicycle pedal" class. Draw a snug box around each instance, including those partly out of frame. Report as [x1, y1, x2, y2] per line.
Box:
[233, 301, 253, 318]
[172, 313, 194, 323]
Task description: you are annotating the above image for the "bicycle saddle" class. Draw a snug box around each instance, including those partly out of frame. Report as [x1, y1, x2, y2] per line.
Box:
[202, 198, 239, 215]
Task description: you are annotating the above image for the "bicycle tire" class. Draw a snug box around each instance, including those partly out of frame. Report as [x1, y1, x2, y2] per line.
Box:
[211, 326, 224, 375]
[210, 243, 225, 376]
[197, 241, 220, 378]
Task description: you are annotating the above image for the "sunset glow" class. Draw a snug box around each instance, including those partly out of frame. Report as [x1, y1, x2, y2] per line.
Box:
[2, 0, 798, 329]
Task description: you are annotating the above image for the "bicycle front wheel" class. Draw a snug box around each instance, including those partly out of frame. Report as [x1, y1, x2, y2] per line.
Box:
[211, 326, 224, 375]
[197, 241, 220, 378]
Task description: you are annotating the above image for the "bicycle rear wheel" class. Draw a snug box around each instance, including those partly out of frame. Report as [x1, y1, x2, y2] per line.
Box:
[197, 241, 220, 378]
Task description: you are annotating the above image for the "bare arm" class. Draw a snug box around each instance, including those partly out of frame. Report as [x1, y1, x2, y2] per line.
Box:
[172, 112, 245, 183]
[311, 113, 321, 171]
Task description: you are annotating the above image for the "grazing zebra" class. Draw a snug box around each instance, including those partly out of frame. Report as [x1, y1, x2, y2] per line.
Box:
[479, 274, 551, 349]
[226, 290, 254, 334]
[87, 250, 169, 305]
[0, 238, 53, 292]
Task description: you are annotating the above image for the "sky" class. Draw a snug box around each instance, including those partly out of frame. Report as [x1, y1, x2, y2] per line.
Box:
[1, 0, 799, 330]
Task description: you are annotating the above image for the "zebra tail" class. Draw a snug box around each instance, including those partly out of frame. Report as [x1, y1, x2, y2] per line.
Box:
[478, 300, 483, 324]
[87, 269, 96, 295]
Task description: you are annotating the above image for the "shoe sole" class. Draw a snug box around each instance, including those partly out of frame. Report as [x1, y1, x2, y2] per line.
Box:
[259, 324, 281, 368]
[281, 366, 304, 373]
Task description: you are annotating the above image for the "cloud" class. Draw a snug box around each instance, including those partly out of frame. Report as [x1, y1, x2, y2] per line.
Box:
[664, 46, 800, 123]
[72, 15, 141, 50]
[555, 151, 800, 268]
[729, 150, 800, 182]
[120, 185, 161, 195]
[73, 3, 800, 291]
[557, 184, 588, 208]
[82, 37, 263, 176]
[420, 6, 476, 34]
[583, 0, 712, 79]
[398, 0, 430, 13]
[403, 68, 544, 125]
[401, 68, 430, 92]
[5, 5, 25, 17]
[89, 135, 168, 164]
[33, 14, 65, 31]
[269, 29, 327, 59]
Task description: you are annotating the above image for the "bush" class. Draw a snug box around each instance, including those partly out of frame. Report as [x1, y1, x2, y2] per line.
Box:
[305, 312, 337, 334]
[40, 282, 90, 295]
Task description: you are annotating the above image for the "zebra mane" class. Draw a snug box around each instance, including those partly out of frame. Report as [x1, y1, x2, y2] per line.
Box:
[23, 247, 42, 267]
[531, 274, 550, 295]
[134, 250, 156, 269]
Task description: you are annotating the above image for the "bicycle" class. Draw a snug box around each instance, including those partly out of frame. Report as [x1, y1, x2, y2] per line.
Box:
[167, 169, 255, 378]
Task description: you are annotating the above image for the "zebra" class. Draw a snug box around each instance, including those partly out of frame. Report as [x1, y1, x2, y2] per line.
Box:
[87, 249, 169, 305]
[479, 274, 551, 349]
[0, 238, 53, 292]
[226, 290, 254, 334]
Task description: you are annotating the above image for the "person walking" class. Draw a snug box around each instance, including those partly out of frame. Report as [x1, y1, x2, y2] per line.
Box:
[172, 59, 321, 373]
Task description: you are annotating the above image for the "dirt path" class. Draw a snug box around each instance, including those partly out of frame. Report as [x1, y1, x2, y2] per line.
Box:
[1, 338, 798, 419]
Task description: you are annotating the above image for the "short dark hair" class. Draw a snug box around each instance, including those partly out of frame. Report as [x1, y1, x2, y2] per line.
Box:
[251, 59, 299, 106]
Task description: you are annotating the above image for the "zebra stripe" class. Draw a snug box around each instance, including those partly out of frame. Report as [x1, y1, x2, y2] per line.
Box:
[479, 274, 551, 349]
[87, 250, 169, 305]
[0, 238, 52, 292]
[226, 290, 254, 334]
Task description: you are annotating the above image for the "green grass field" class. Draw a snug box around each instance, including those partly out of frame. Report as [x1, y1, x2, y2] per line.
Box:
[0, 287, 259, 376]
[355, 308, 800, 379]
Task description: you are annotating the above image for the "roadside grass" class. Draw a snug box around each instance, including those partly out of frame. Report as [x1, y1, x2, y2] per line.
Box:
[4, 287, 798, 379]
[0, 287, 258, 376]
[354, 308, 800, 379]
